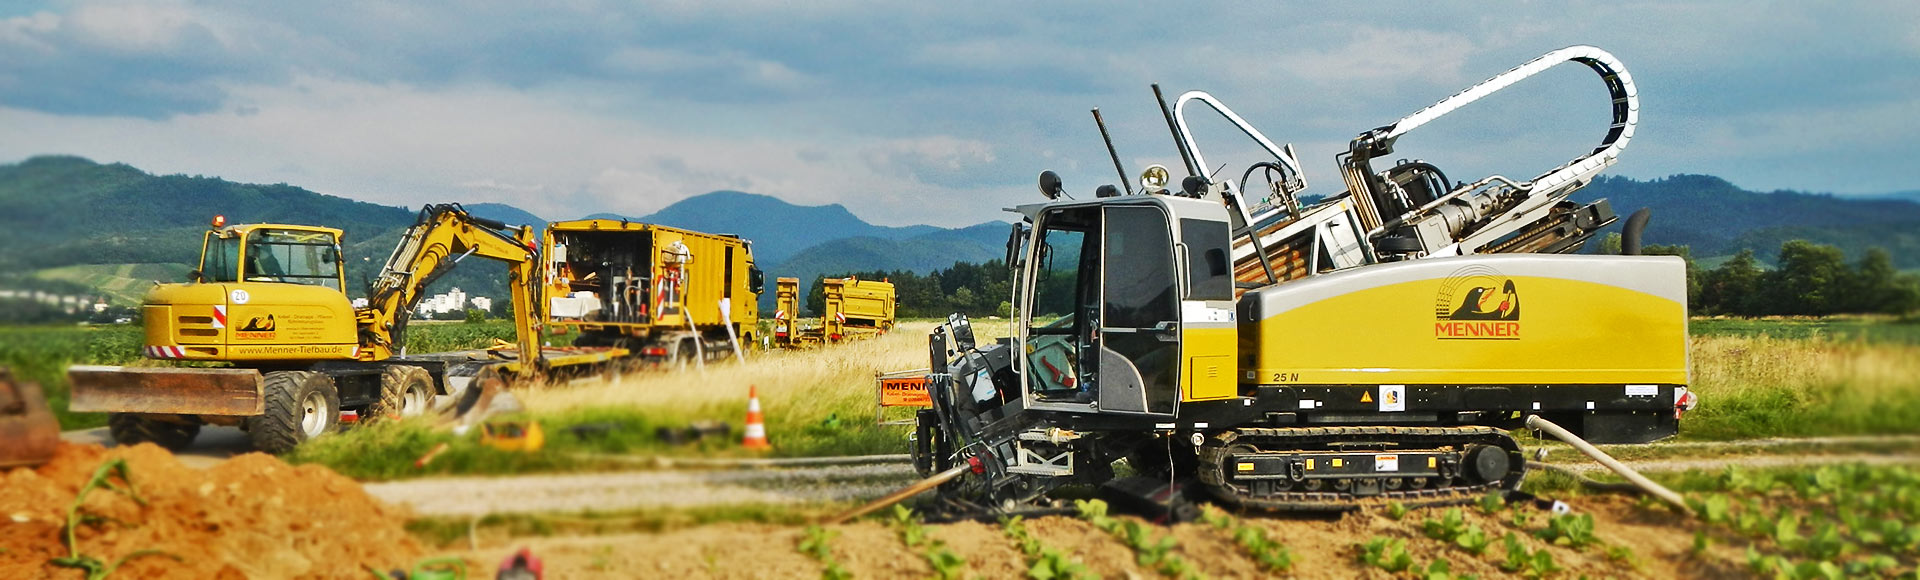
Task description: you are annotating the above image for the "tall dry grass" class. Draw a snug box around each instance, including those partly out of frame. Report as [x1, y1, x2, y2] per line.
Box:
[518, 319, 1015, 455]
[1685, 334, 1920, 439]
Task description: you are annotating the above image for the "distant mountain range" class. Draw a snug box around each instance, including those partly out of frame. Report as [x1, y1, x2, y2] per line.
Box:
[0, 156, 1006, 310]
[1572, 175, 1920, 267]
[2, 156, 1914, 313]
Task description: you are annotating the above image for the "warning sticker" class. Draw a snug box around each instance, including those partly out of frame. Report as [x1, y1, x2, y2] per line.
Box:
[1379, 384, 1406, 412]
[1375, 454, 1400, 472]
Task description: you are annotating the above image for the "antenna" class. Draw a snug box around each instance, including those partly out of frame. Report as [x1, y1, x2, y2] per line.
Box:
[1152, 84, 1200, 178]
[1092, 108, 1132, 195]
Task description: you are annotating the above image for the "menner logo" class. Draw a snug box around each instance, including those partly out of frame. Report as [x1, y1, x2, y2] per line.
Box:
[1433, 266, 1520, 340]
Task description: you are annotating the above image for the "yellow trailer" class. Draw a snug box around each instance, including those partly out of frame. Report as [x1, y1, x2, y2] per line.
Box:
[771, 276, 896, 348]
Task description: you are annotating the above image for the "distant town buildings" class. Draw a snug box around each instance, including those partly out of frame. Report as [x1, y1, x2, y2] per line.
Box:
[412, 287, 494, 317]
[0, 288, 108, 314]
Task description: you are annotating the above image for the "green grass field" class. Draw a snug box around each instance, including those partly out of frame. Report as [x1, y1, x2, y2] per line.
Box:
[32, 263, 193, 305]
[1691, 316, 1920, 345]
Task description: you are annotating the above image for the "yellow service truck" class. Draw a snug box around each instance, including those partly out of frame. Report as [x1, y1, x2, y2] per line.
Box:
[541, 219, 763, 363]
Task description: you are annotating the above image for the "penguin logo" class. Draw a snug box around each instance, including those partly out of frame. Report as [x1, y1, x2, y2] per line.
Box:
[1434, 266, 1521, 340]
[1447, 279, 1520, 321]
[239, 314, 276, 332]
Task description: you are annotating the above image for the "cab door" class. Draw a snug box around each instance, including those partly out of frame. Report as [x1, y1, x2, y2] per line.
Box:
[1097, 205, 1181, 415]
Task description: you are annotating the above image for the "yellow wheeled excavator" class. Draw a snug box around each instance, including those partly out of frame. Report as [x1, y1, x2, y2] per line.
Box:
[68, 204, 625, 453]
[912, 46, 1696, 517]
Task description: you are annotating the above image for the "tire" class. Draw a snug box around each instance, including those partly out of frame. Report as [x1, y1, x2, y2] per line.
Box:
[247, 370, 340, 454]
[674, 339, 699, 370]
[367, 365, 434, 421]
[107, 413, 201, 451]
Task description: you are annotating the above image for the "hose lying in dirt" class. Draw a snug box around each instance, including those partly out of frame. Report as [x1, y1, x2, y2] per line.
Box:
[1525, 414, 1694, 516]
[1529, 461, 1649, 493]
[823, 463, 970, 525]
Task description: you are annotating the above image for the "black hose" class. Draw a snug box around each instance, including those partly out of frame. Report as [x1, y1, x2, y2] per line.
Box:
[1620, 208, 1651, 255]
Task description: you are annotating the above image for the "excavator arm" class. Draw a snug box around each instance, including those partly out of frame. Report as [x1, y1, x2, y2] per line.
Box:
[356, 204, 544, 374]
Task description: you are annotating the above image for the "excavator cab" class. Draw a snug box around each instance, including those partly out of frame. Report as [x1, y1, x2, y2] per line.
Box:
[195, 224, 346, 289]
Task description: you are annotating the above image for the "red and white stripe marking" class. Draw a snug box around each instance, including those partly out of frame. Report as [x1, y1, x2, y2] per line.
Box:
[774, 309, 786, 321]
[211, 305, 227, 328]
[145, 345, 186, 359]
[834, 312, 846, 324]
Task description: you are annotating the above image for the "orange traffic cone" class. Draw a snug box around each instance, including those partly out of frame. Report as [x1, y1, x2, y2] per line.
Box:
[743, 385, 771, 450]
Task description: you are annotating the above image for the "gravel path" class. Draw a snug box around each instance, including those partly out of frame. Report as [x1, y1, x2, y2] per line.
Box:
[365, 445, 1920, 517]
[363, 463, 920, 517]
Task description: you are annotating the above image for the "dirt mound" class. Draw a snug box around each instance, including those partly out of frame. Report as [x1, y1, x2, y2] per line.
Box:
[0, 442, 422, 579]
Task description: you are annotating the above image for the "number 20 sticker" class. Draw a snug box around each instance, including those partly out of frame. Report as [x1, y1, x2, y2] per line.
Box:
[230, 289, 250, 304]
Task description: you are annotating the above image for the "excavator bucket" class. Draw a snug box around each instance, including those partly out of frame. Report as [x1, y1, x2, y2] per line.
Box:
[67, 365, 264, 416]
[0, 368, 61, 468]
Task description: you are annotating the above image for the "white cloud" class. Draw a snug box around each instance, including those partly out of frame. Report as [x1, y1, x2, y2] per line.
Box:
[1282, 26, 1477, 86]
[2, 0, 1918, 234]
[66, 0, 212, 53]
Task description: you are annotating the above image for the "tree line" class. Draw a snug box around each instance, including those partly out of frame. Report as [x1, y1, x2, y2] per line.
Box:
[1612, 236, 1919, 316]
[811, 237, 1918, 321]
[807, 259, 1016, 319]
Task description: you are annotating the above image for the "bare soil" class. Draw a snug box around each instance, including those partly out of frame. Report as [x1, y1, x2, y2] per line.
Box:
[420, 492, 1782, 579]
[0, 442, 422, 579]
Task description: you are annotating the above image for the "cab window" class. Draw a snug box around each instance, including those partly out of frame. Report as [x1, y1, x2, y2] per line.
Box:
[202, 232, 241, 283]
[244, 229, 342, 290]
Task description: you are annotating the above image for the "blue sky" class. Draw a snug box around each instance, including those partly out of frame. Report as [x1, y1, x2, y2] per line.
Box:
[2, 1, 1915, 226]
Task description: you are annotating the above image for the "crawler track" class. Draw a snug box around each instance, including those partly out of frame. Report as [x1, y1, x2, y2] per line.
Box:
[1197, 425, 1526, 512]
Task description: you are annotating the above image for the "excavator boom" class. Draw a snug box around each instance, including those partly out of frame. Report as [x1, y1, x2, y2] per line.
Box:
[356, 203, 545, 373]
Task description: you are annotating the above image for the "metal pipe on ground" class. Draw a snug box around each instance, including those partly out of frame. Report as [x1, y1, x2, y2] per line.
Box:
[1525, 414, 1693, 516]
[823, 463, 970, 525]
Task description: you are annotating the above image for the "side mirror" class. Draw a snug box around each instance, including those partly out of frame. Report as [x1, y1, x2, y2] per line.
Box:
[1037, 171, 1064, 200]
[187, 269, 203, 283]
[1004, 222, 1028, 269]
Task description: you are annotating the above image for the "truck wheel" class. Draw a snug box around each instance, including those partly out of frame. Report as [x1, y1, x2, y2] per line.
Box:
[247, 370, 340, 454]
[107, 413, 201, 451]
[675, 339, 699, 370]
[368, 365, 434, 421]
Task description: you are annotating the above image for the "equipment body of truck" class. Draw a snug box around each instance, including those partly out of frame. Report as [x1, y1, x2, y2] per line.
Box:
[542, 219, 763, 363]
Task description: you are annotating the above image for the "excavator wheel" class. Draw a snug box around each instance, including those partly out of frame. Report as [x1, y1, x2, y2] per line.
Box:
[107, 413, 201, 451]
[368, 365, 434, 421]
[247, 370, 340, 454]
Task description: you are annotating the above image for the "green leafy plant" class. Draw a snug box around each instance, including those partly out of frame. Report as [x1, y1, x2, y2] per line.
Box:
[1199, 506, 1292, 573]
[1534, 512, 1598, 550]
[1421, 507, 1491, 556]
[1359, 537, 1415, 573]
[1479, 489, 1507, 514]
[1073, 500, 1201, 579]
[1420, 557, 1475, 580]
[1388, 500, 1410, 520]
[797, 525, 850, 580]
[1002, 516, 1094, 580]
[49, 459, 181, 580]
[888, 506, 967, 579]
[1498, 532, 1558, 579]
